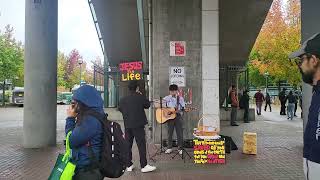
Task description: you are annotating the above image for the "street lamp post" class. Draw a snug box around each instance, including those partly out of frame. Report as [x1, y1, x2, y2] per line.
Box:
[78, 59, 83, 86]
[264, 72, 269, 94]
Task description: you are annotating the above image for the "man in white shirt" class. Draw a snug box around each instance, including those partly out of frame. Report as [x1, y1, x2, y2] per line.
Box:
[163, 84, 185, 155]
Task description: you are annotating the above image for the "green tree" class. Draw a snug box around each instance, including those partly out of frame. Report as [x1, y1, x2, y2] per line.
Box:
[249, 0, 301, 87]
[65, 49, 82, 91]
[84, 69, 93, 85]
[0, 25, 24, 105]
[57, 52, 67, 88]
[61, 49, 94, 91]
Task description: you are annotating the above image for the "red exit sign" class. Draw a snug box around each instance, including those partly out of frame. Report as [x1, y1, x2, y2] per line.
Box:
[119, 61, 143, 81]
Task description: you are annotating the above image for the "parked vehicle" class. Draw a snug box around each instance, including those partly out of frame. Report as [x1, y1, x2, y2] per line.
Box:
[12, 87, 24, 106]
[57, 92, 72, 105]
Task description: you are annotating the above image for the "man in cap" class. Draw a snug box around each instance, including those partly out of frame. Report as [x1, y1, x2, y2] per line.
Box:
[289, 33, 320, 180]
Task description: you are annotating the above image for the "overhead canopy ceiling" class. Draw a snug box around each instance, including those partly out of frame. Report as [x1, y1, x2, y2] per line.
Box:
[219, 0, 273, 66]
[91, 0, 272, 68]
[91, 0, 142, 67]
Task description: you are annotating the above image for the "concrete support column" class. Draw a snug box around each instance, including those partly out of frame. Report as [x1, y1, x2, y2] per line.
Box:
[201, 0, 220, 130]
[152, 0, 201, 142]
[24, 0, 58, 148]
[301, 0, 320, 130]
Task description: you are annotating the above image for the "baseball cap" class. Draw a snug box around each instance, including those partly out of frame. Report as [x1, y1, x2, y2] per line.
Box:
[289, 33, 320, 58]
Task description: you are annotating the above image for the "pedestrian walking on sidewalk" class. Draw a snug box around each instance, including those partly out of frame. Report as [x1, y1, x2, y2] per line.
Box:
[289, 32, 320, 180]
[294, 90, 299, 117]
[254, 89, 265, 115]
[286, 91, 296, 120]
[240, 90, 250, 123]
[279, 88, 287, 115]
[65, 85, 104, 180]
[119, 81, 156, 173]
[264, 92, 272, 112]
[230, 85, 239, 126]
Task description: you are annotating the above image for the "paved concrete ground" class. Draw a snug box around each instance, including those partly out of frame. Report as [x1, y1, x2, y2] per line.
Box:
[0, 105, 304, 180]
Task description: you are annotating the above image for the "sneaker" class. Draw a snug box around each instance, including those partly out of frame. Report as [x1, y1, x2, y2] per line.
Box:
[141, 164, 156, 173]
[126, 165, 134, 172]
[165, 148, 173, 154]
[178, 149, 183, 155]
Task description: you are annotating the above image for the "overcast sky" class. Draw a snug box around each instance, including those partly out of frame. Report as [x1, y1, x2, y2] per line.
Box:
[0, 0, 103, 63]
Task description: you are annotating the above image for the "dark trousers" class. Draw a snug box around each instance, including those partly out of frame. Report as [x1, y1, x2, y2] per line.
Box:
[167, 114, 183, 149]
[125, 127, 147, 168]
[244, 107, 249, 122]
[294, 103, 298, 115]
[73, 168, 103, 180]
[265, 102, 272, 112]
[231, 106, 237, 125]
[280, 101, 286, 115]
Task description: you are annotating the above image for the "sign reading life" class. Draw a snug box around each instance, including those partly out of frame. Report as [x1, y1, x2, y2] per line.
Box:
[119, 61, 143, 81]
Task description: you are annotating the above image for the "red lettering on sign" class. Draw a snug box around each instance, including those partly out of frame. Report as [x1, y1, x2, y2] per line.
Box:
[119, 61, 143, 71]
[194, 145, 210, 151]
[175, 42, 185, 55]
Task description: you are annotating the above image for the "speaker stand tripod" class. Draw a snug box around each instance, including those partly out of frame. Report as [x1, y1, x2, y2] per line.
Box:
[150, 97, 166, 162]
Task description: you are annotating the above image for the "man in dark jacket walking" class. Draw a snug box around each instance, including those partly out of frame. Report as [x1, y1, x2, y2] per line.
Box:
[240, 90, 250, 123]
[279, 88, 287, 115]
[289, 32, 320, 179]
[119, 81, 156, 173]
[264, 92, 272, 112]
[286, 91, 297, 120]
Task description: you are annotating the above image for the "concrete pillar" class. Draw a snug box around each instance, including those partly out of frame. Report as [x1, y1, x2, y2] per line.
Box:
[301, 0, 320, 130]
[24, 0, 58, 148]
[152, 0, 201, 143]
[201, 0, 220, 131]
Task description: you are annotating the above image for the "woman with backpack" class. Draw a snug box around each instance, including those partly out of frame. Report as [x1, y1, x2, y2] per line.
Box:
[65, 85, 104, 180]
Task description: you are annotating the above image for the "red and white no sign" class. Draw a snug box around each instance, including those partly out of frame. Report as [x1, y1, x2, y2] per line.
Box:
[170, 41, 186, 57]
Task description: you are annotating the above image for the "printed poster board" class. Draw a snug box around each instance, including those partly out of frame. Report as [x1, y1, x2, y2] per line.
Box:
[193, 139, 226, 164]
